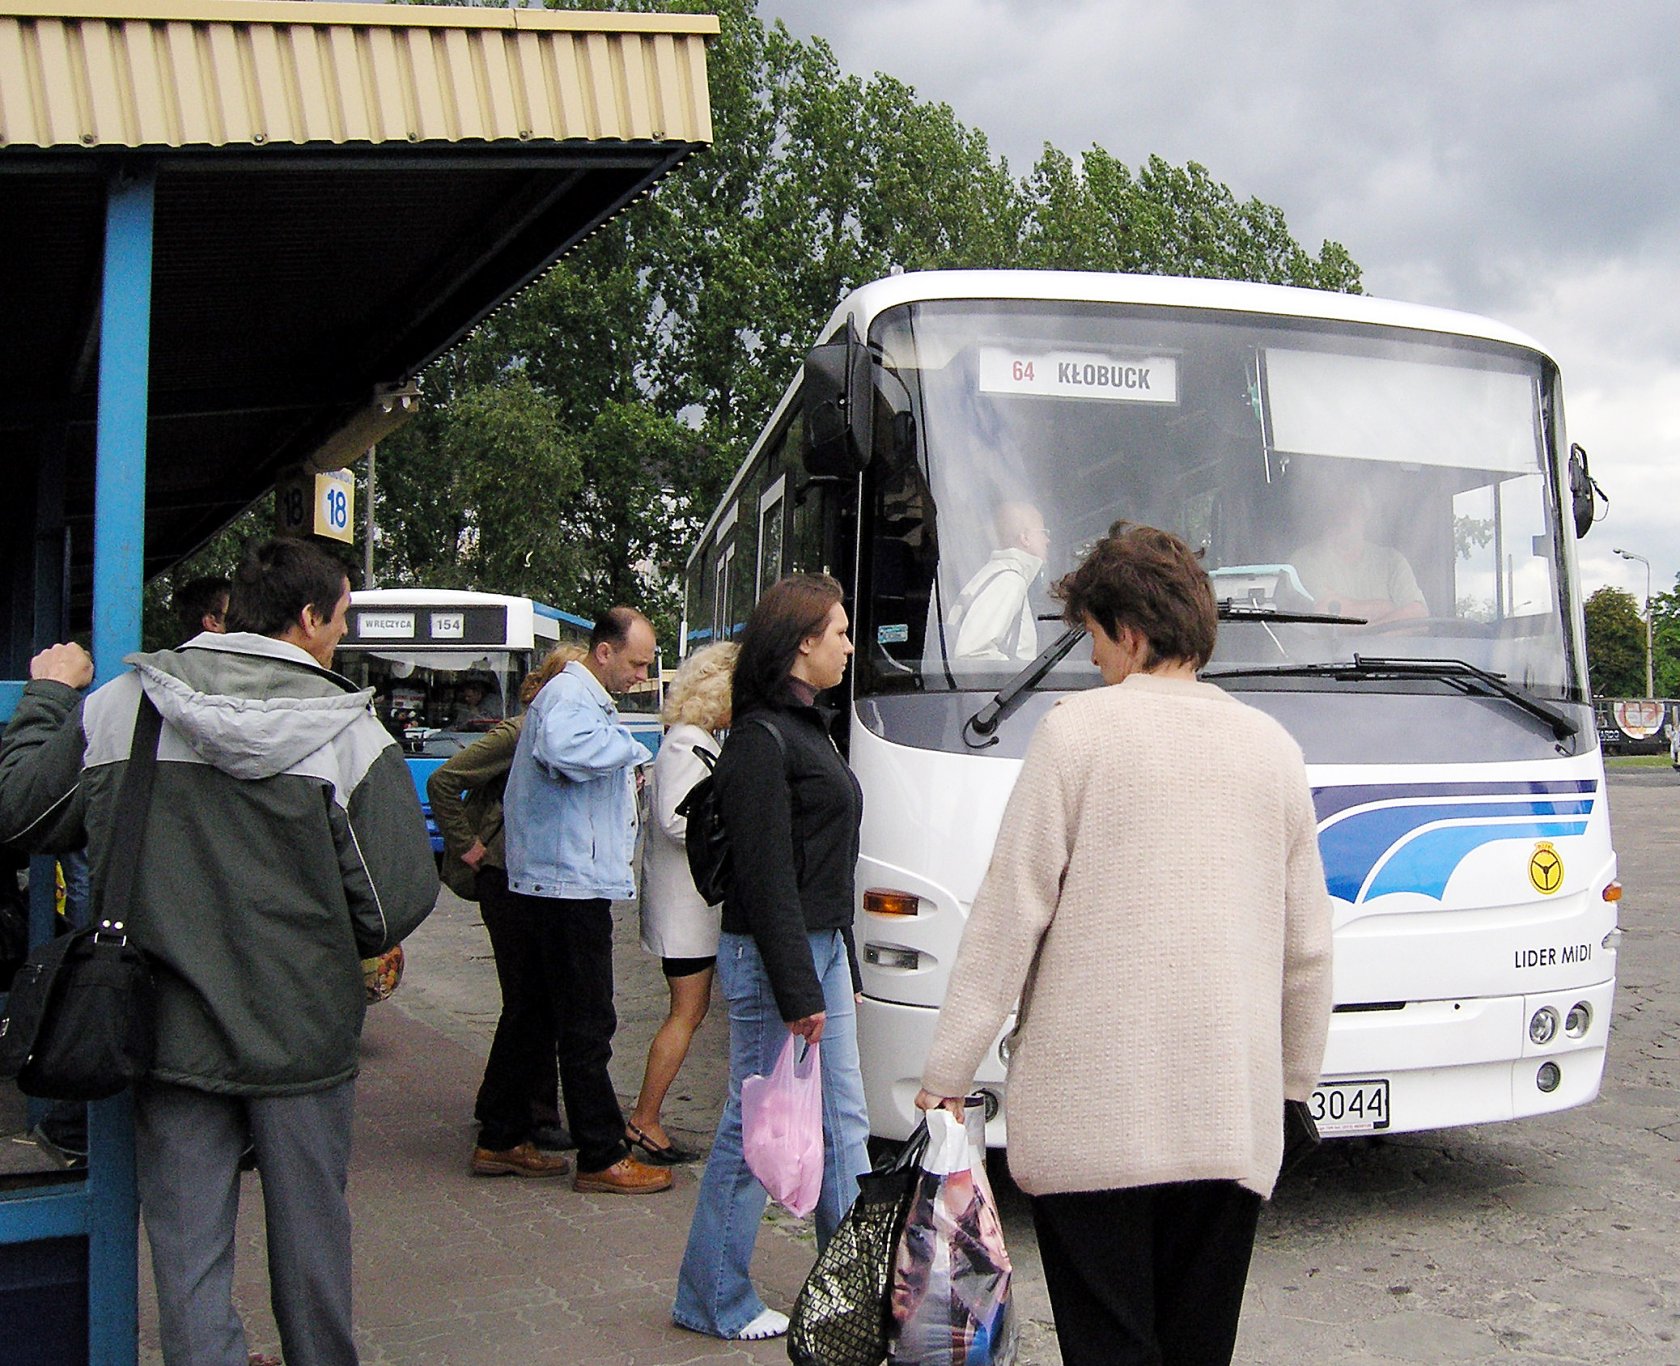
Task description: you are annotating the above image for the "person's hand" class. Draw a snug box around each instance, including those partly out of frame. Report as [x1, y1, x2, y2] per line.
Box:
[460, 839, 488, 871]
[788, 1011, 826, 1044]
[914, 1087, 966, 1120]
[29, 643, 93, 690]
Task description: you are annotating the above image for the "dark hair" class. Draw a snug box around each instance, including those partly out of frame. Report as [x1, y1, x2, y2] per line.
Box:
[732, 573, 844, 716]
[1054, 523, 1217, 670]
[224, 538, 351, 638]
[174, 575, 230, 642]
[589, 606, 647, 653]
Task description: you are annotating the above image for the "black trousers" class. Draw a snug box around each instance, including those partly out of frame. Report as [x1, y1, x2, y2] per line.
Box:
[474, 868, 562, 1130]
[472, 884, 629, 1173]
[1030, 1180, 1262, 1366]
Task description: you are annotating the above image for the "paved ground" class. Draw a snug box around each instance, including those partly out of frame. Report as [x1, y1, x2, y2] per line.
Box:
[112, 767, 1680, 1362]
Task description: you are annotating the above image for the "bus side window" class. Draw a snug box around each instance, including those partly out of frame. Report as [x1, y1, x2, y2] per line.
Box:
[758, 474, 787, 596]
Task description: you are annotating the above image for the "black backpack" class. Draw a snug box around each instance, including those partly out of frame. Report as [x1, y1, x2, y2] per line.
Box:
[675, 715, 787, 906]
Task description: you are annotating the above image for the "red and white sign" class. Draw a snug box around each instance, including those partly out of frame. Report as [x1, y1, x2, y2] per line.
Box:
[978, 346, 1178, 403]
[1613, 699, 1664, 739]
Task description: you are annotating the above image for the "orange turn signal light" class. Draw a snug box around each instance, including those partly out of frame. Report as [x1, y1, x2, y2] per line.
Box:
[1602, 880, 1623, 902]
[864, 889, 919, 917]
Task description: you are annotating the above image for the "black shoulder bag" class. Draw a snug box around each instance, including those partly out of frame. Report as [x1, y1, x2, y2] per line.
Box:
[674, 715, 787, 907]
[0, 695, 161, 1100]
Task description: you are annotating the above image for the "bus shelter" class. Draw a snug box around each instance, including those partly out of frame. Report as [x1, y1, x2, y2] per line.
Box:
[0, 2, 715, 1358]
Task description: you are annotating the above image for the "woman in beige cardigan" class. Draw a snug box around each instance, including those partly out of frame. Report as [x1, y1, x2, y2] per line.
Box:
[916, 524, 1335, 1366]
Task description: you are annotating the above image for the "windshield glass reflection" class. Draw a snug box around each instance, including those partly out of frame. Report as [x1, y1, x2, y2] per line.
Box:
[859, 300, 1577, 702]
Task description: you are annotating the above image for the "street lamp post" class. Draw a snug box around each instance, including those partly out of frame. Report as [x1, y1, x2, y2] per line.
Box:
[1615, 548, 1654, 698]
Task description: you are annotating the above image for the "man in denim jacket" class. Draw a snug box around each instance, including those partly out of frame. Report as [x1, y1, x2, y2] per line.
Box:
[477, 607, 674, 1192]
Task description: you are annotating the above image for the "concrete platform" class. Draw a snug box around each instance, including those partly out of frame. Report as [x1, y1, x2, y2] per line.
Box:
[148, 884, 1067, 1365]
[141, 992, 819, 1365]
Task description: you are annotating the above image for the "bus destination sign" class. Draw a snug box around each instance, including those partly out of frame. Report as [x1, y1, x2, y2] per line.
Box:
[356, 612, 415, 640]
[978, 346, 1178, 403]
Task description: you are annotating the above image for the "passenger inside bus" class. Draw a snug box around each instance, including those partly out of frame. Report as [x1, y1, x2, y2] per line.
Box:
[346, 654, 520, 744]
[945, 500, 1052, 662]
[1284, 479, 1426, 627]
[450, 674, 502, 728]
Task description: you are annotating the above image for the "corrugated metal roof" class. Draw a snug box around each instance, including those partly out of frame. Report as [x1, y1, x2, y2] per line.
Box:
[0, 0, 717, 150]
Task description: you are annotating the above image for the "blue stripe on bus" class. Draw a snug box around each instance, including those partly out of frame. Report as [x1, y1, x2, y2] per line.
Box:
[1314, 778, 1597, 823]
[1313, 786, 1598, 904]
[534, 603, 593, 630]
[1361, 820, 1589, 901]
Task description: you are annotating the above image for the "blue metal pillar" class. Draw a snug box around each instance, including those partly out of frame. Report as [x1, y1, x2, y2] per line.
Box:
[85, 161, 156, 1366]
[93, 167, 155, 682]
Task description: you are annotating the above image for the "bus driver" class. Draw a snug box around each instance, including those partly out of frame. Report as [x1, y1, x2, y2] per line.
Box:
[1288, 481, 1426, 627]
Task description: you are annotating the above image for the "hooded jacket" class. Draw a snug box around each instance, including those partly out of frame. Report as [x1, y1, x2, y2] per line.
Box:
[0, 633, 438, 1095]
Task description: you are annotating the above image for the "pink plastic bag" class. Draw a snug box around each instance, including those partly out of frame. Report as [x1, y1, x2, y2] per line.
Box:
[742, 1036, 824, 1217]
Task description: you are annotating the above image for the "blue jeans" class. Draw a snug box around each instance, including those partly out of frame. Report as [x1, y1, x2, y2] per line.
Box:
[673, 929, 871, 1338]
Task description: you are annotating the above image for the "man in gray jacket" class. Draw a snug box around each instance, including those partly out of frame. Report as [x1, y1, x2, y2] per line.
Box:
[0, 537, 438, 1366]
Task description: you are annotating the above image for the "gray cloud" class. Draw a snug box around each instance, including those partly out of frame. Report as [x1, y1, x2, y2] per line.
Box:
[761, 0, 1680, 595]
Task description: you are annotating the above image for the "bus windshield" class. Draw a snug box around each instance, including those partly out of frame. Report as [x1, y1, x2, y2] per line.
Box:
[860, 299, 1582, 704]
[334, 648, 525, 741]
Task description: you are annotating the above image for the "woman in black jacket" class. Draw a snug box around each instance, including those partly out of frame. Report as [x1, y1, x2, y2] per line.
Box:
[672, 573, 870, 1342]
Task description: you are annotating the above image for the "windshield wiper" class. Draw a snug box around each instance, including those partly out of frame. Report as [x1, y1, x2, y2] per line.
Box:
[964, 625, 1087, 746]
[1203, 655, 1580, 741]
[1217, 600, 1367, 626]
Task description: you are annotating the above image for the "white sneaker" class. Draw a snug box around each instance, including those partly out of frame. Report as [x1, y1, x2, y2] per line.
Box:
[736, 1308, 789, 1341]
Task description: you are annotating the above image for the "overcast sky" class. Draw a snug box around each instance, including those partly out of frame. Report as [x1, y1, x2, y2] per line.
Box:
[758, 0, 1679, 605]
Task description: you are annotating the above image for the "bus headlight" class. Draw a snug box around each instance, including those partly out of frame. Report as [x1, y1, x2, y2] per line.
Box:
[1528, 1006, 1560, 1046]
[1564, 1002, 1591, 1038]
[1536, 1062, 1561, 1093]
[863, 943, 920, 971]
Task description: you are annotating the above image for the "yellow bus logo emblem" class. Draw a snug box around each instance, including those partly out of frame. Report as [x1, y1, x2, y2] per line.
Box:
[1529, 842, 1564, 895]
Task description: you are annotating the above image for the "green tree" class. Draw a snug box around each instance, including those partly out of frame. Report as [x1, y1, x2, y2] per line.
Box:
[1649, 579, 1680, 697]
[1020, 147, 1362, 290]
[1583, 586, 1646, 698]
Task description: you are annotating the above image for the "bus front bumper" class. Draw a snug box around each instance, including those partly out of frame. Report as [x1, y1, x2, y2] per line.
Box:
[857, 975, 1615, 1146]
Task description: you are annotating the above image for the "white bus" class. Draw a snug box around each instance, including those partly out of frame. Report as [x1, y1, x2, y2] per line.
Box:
[333, 589, 662, 852]
[683, 269, 1619, 1145]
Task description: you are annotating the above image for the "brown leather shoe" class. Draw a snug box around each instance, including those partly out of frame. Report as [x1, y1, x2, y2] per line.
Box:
[471, 1140, 572, 1178]
[572, 1155, 674, 1194]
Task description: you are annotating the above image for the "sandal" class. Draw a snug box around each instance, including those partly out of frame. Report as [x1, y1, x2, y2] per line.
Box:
[626, 1121, 697, 1165]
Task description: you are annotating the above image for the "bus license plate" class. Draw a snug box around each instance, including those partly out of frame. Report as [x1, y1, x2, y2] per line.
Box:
[1309, 1079, 1390, 1134]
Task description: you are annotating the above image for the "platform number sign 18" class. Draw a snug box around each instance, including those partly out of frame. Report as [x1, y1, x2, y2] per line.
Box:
[320, 476, 350, 537]
[277, 479, 310, 535]
[312, 471, 355, 544]
[275, 470, 355, 545]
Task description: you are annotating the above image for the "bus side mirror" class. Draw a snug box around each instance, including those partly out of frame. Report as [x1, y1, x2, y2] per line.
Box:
[803, 318, 872, 477]
[1568, 442, 1607, 538]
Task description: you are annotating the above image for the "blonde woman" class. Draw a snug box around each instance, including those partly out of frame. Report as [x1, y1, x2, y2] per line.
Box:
[627, 642, 739, 1163]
